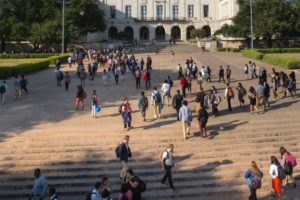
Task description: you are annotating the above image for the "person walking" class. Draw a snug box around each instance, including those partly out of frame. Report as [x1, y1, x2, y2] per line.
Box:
[151, 87, 162, 119]
[255, 83, 265, 113]
[20, 74, 29, 95]
[244, 64, 249, 79]
[55, 69, 63, 87]
[236, 82, 246, 109]
[172, 90, 183, 121]
[206, 66, 212, 83]
[138, 91, 148, 122]
[198, 106, 209, 138]
[14, 76, 21, 99]
[161, 79, 171, 106]
[29, 169, 48, 200]
[67, 55, 72, 68]
[279, 146, 297, 188]
[269, 156, 283, 200]
[91, 90, 98, 118]
[160, 144, 175, 191]
[144, 70, 151, 90]
[135, 67, 141, 89]
[224, 83, 234, 111]
[180, 76, 187, 97]
[225, 65, 232, 82]
[244, 161, 263, 200]
[115, 64, 121, 85]
[122, 98, 133, 131]
[218, 66, 225, 83]
[167, 76, 174, 96]
[64, 71, 71, 91]
[210, 89, 220, 117]
[0, 81, 7, 105]
[264, 82, 271, 110]
[248, 87, 258, 114]
[179, 100, 192, 139]
[119, 135, 132, 180]
[76, 85, 85, 110]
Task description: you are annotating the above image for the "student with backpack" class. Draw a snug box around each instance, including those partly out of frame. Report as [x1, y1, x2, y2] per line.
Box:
[161, 79, 171, 106]
[20, 75, 28, 95]
[64, 71, 71, 91]
[279, 146, 297, 188]
[224, 83, 234, 111]
[137, 91, 148, 122]
[236, 82, 246, 109]
[55, 69, 63, 87]
[0, 81, 7, 105]
[118, 183, 133, 200]
[198, 106, 209, 138]
[179, 100, 193, 139]
[160, 144, 175, 191]
[151, 87, 162, 119]
[244, 161, 263, 200]
[269, 156, 284, 200]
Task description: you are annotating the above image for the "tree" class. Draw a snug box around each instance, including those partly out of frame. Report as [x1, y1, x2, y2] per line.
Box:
[191, 28, 206, 39]
[0, 0, 14, 52]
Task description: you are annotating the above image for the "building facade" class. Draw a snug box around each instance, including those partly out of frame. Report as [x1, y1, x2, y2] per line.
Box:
[87, 0, 239, 42]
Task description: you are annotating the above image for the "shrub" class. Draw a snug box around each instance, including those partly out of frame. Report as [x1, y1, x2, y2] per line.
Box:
[241, 50, 264, 60]
[263, 54, 300, 69]
[216, 48, 240, 52]
[257, 48, 300, 54]
[48, 54, 69, 66]
[0, 53, 59, 59]
[0, 59, 50, 79]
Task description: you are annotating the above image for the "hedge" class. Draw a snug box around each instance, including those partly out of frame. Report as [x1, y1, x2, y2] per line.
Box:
[48, 54, 69, 65]
[216, 48, 240, 52]
[263, 54, 300, 69]
[241, 50, 264, 60]
[0, 59, 50, 79]
[0, 53, 60, 59]
[257, 48, 300, 54]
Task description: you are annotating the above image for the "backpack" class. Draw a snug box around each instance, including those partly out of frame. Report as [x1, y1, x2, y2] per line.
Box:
[0, 85, 6, 94]
[153, 92, 161, 104]
[285, 153, 297, 167]
[227, 87, 234, 97]
[250, 173, 262, 189]
[138, 178, 147, 193]
[240, 87, 246, 96]
[277, 165, 286, 180]
[115, 144, 122, 159]
[140, 97, 148, 109]
[118, 104, 123, 113]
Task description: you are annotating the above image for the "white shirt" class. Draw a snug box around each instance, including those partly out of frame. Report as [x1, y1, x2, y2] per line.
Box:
[161, 83, 170, 93]
[269, 164, 278, 179]
[162, 149, 173, 166]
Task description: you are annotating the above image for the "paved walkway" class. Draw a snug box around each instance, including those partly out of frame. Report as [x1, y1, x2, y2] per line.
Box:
[0, 44, 299, 200]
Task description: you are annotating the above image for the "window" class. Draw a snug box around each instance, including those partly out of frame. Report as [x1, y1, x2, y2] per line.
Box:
[173, 5, 178, 19]
[188, 5, 194, 18]
[125, 6, 132, 18]
[141, 5, 147, 19]
[203, 5, 209, 17]
[110, 6, 116, 18]
[156, 5, 163, 20]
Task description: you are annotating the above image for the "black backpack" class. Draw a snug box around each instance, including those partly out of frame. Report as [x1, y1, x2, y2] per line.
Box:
[118, 104, 123, 113]
[115, 144, 122, 159]
[138, 178, 147, 193]
[277, 165, 286, 180]
[0, 85, 6, 94]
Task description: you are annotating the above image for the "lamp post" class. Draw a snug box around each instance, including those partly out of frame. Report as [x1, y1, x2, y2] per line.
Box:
[250, 0, 253, 50]
[61, 0, 65, 55]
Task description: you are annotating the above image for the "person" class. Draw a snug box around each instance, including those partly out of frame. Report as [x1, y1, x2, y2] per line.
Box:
[264, 82, 271, 109]
[29, 169, 48, 200]
[119, 135, 132, 180]
[76, 85, 85, 110]
[124, 169, 141, 200]
[244, 161, 263, 200]
[151, 87, 162, 119]
[91, 90, 98, 118]
[118, 183, 133, 200]
[198, 106, 208, 138]
[161, 79, 171, 106]
[225, 65, 231, 82]
[67, 55, 72, 68]
[248, 87, 258, 114]
[172, 90, 183, 121]
[279, 147, 297, 188]
[180, 76, 187, 97]
[224, 83, 234, 111]
[79, 69, 87, 86]
[206, 66, 211, 82]
[91, 182, 102, 200]
[0, 81, 7, 105]
[135, 67, 141, 89]
[177, 64, 183, 79]
[14, 75, 21, 99]
[192, 63, 198, 80]
[122, 98, 133, 131]
[269, 156, 283, 200]
[179, 100, 192, 139]
[167, 76, 174, 96]
[140, 58, 144, 71]
[289, 71, 296, 95]
[49, 187, 59, 200]
[64, 71, 71, 91]
[160, 144, 175, 191]
[137, 91, 148, 122]
[244, 64, 249, 79]
[210, 89, 220, 117]
[115, 64, 121, 85]
[55, 69, 63, 87]
[100, 176, 111, 193]
[20, 74, 28, 95]
[255, 83, 265, 113]
[101, 189, 112, 200]
[170, 50, 174, 60]
[236, 82, 246, 109]
[218, 66, 225, 83]
[145, 70, 151, 90]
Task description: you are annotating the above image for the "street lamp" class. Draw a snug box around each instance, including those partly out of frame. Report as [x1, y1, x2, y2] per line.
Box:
[250, 0, 254, 50]
[58, 0, 69, 55]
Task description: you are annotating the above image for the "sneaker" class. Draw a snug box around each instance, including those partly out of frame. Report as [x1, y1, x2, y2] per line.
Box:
[160, 182, 167, 187]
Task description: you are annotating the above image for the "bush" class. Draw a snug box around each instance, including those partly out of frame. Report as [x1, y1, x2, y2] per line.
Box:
[257, 48, 300, 54]
[216, 48, 240, 52]
[48, 54, 69, 66]
[0, 53, 59, 59]
[241, 50, 264, 60]
[0, 59, 50, 79]
[263, 54, 300, 69]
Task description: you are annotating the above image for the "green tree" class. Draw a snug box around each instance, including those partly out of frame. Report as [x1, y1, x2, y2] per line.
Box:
[0, 0, 14, 52]
[191, 28, 206, 39]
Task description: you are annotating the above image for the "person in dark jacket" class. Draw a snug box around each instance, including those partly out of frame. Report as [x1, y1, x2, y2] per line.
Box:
[172, 90, 183, 121]
[263, 82, 271, 110]
[124, 169, 141, 200]
[218, 66, 225, 83]
[198, 107, 209, 138]
[120, 135, 132, 180]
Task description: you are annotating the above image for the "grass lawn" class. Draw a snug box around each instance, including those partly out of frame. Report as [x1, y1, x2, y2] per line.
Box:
[0, 59, 46, 67]
[263, 53, 300, 69]
[267, 53, 300, 59]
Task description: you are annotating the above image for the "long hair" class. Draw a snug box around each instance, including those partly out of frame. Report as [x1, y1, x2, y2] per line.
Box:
[250, 161, 260, 174]
[271, 156, 280, 166]
[279, 146, 288, 159]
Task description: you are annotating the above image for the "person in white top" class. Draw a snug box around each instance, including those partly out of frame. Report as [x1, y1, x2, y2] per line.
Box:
[161, 80, 171, 106]
[160, 144, 175, 190]
[269, 156, 282, 200]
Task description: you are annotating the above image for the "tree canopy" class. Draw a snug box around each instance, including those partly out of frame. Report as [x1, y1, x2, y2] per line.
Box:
[214, 0, 300, 47]
[0, 0, 106, 52]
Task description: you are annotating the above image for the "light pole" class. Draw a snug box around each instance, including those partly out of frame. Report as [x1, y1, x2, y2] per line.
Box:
[61, 0, 65, 55]
[250, 0, 254, 50]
